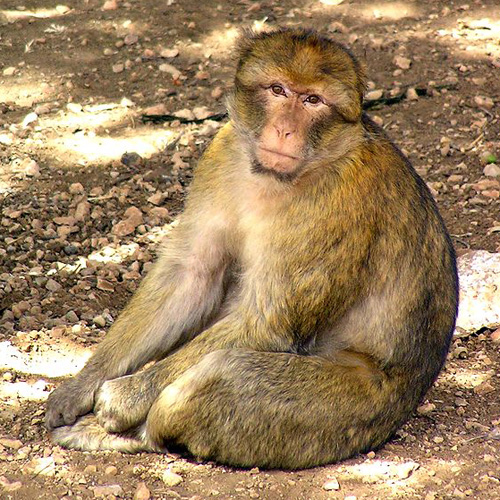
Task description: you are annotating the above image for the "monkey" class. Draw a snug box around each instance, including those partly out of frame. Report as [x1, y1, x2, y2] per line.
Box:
[45, 28, 458, 470]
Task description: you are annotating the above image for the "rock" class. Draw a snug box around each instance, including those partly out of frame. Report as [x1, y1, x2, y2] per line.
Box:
[159, 63, 181, 80]
[112, 218, 137, 236]
[394, 56, 411, 70]
[3, 67, 17, 76]
[67, 102, 83, 113]
[417, 402, 436, 415]
[160, 48, 179, 58]
[161, 470, 183, 487]
[211, 86, 223, 99]
[124, 34, 138, 45]
[474, 96, 494, 109]
[147, 192, 164, 205]
[144, 104, 167, 116]
[406, 87, 419, 100]
[0, 438, 23, 450]
[121, 152, 143, 167]
[150, 207, 169, 219]
[102, 0, 118, 10]
[65, 310, 79, 322]
[456, 251, 500, 335]
[113, 63, 125, 73]
[173, 108, 195, 121]
[75, 200, 91, 220]
[20, 158, 40, 177]
[472, 179, 500, 191]
[124, 206, 143, 226]
[46, 279, 62, 292]
[22, 112, 38, 127]
[92, 484, 124, 497]
[92, 315, 106, 328]
[134, 482, 151, 500]
[0, 476, 22, 492]
[97, 279, 115, 292]
[26, 457, 56, 476]
[54, 216, 77, 226]
[365, 89, 383, 101]
[473, 381, 495, 395]
[193, 106, 211, 120]
[105, 465, 118, 476]
[322, 477, 340, 490]
[491, 328, 500, 342]
[69, 182, 85, 195]
[484, 164, 500, 177]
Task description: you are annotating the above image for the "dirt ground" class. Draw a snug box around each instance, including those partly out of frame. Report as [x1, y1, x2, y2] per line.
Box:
[1, 0, 500, 499]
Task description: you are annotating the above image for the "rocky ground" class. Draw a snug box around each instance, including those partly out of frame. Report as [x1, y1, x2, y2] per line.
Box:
[1, 0, 500, 499]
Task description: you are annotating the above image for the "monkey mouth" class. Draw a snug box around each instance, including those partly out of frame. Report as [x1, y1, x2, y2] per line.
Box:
[258, 147, 300, 161]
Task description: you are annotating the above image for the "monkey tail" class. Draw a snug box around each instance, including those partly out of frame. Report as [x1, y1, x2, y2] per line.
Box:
[51, 415, 161, 454]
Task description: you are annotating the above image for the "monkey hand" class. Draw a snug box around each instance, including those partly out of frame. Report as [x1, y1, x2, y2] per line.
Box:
[94, 374, 156, 433]
[45, 376, 97, 430]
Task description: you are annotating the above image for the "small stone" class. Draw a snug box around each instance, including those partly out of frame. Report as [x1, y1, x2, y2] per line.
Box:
[161, 470, 183, 487]
[93, 315, 106, 327]
[150, 207, 169, 219]
[65, 310, 79, 322]
[22, 112, 38, 127]
[433, 436, 444, 443]
[0, 438, 23, 450]
[113, 63, 125, 73]
[112, 219, 137, 236]
[3, 67, 17, 76]
[84, 464, 97, 474]
[322, 477, 340, 490]
[394, 56, 411, 70]
[144, 104, 167, 116]
[192, 106, 211, 120]
[0, 476, 22, 492]
[160, 48, 179, 58]
[134, 482, 151, 500]
[366, 451, 376, 459]
[121, 151, 143, 167]
[173, 108, 195, 121]
[75, 200, 91, 220]
[67, 102, 83, 113]
[34, 103, 52, 115]
[97, 279, 115, 292]
[54, 216, 78, 225]
[124, 206, 143, 226]
[102, 0, 118, 10]
[474, 381, 495, 395]
[147, 192, 164, 205]
[491, 328, 500, 342]
[474, 96, 494, 109]
[159, 63, 181, 80]
[417, 402, 436, 415]
[46, 279, 62, 292]
[105, 465, 118, 475]
[20, 158, 40, 177]
[26, 457, 55, 476]
[484, 164, 500, 177]
[365, 89, 383, 101]
[406, 87, 419, 100]
[124, 33, 138, 45]
[69, 182, 85, 195]
[92, 485, 123, 497]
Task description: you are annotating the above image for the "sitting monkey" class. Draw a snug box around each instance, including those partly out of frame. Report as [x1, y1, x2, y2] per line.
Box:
[46, 28, 458, 470]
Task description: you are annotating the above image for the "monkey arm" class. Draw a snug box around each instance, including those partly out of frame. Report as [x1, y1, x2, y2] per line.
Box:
[45, 212, 233, 429]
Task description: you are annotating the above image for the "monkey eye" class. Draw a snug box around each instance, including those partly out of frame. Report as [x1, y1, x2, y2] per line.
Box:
[271, 84, 286, 96]
[304, 94, 322, 105]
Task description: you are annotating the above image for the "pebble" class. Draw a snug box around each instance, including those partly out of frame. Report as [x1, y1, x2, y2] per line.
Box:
[69, 182, 85, 195]
[491, 328, 500, 342]
[322, 477, 340, 490]
[393, 56, 411, 70]
[92, 484, 123, 497]
[134, 482, 151, 500]
[113, 63, 125, 73]
[124, 34, 139, 45]
[474, 96, 494, 109]
[159, 63, 181, 80]
[406, 87, 419, 100]
[473, 381, 495, 395]
[484, 164, 500, 177]
[3, 67, 17, 76]
[105, 465, 118, 475]
[25, 456, 55, 476]
[65, 310, 79, 322]
[161, 470, 183, 487]
[46, 279, 62, 292]
[160, 48, 179, 58]
[102, 0, 118, 10]
[365, 89, 383, 101]
[0, 438, 23, 450]
[93, 315, 107, 327]
[0, 476, 22, 492]
[20, 158, 40, 177]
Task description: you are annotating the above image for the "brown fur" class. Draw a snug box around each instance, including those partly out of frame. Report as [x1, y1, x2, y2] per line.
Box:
[47, 29, 458, 470]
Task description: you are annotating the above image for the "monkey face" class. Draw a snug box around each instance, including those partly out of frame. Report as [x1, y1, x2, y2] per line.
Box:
[232, 29, 367, 182]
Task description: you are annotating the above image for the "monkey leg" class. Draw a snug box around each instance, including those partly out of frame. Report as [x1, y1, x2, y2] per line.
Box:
[145, 349, 410, 470]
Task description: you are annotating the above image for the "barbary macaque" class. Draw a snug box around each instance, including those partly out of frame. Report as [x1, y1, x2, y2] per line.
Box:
[46, 28, 458, 469]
